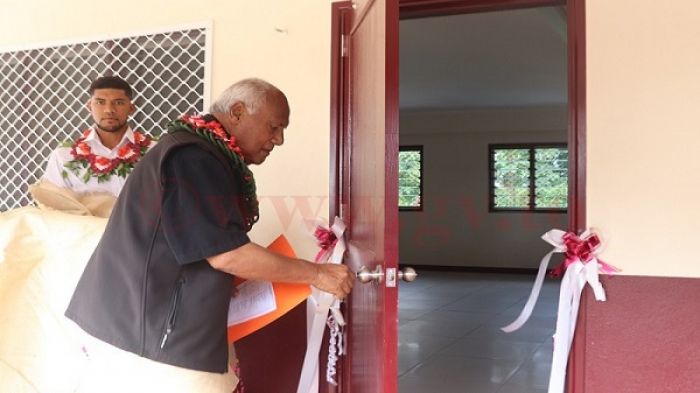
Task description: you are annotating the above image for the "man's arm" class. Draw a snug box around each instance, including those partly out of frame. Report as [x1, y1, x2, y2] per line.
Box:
[208, 243, 354, 299]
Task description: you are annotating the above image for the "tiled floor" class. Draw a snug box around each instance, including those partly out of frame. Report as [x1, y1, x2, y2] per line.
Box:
[398, 271, 559, 393]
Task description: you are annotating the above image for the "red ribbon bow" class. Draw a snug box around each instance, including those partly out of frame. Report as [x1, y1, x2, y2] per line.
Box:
[564, 232, 600, 264]
[550, 232, 604, 277]
[314, 227, 338, 262]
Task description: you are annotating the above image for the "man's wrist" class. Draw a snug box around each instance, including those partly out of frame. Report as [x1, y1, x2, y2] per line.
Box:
[309, 261, 321, 287]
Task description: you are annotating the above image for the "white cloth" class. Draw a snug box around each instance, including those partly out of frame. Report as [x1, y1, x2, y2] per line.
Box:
[29, 180, 117, 218]
[43, 127, 143, 197]
[0, 206, 238, 393]
[76, 329, 238, 393]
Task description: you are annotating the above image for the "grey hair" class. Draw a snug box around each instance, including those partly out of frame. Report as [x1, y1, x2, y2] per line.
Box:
[209, 78, 283, 114]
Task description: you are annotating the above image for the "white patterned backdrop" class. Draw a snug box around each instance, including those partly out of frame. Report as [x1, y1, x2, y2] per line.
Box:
[0, 26, 210, 211]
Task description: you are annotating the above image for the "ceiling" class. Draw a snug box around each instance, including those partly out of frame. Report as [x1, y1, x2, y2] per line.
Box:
[399, 6, 568, 111]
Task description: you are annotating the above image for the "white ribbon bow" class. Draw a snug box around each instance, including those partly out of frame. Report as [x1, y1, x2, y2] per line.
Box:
[501, 229, 615, 393]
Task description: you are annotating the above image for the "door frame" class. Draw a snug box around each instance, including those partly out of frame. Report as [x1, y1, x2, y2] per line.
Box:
[330, 1, 353, 223]
[326, 3, 352, 393]
[329, 0, 587, 391]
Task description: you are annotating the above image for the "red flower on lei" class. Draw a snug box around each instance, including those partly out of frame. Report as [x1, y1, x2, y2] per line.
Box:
[63, 129, 153, 183]
[180, 114, 244, 159]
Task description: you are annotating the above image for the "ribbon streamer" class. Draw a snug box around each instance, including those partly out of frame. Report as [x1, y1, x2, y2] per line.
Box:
[500, 229, 618, 393]
[296, 217, 347, 393]
[325, 315, 341, 386]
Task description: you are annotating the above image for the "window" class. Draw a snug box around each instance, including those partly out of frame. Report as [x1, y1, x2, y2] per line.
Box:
[399, 146, 423, 210]
[489, 144, 568, 212]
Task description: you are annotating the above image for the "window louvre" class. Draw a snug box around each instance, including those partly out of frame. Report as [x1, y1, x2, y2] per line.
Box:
[399, 146, 423, 210]
[489, 144, 568, 212]
[535, 147, 568, 209]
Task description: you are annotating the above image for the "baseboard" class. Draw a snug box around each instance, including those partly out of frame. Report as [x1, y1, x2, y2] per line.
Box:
[399, 264, 539, 275]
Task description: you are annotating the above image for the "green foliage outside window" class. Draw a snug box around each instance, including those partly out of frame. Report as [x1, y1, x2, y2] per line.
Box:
[399, 148, 422, 209]
[493, 149, 531, 208]
[492, 145, 568, 210]
[535, 148, 568, 208]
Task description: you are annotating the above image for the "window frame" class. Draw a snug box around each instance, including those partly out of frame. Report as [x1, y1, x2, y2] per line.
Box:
[488, 143, 568, 213]
[399, 145, 424, 211]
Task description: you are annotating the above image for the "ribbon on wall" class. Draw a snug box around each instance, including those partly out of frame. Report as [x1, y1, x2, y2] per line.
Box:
[296, 217, 347, 393]
[501, 229, 618, 393]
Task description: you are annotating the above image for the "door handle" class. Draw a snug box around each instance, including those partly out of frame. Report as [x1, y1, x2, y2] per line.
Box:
[397, 267, 418, 282]
[356, 266, 418, 285]
[356, 265, 384, 284]
[386, 267, 418, 287]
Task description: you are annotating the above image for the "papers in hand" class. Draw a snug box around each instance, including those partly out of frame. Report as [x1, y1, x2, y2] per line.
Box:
[227, 280, 277, 325]
[226, 235, 311, 343]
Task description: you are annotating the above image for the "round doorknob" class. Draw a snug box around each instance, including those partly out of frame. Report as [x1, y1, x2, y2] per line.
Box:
[398, 267, 418, 282]
[356, 265, 384, 284]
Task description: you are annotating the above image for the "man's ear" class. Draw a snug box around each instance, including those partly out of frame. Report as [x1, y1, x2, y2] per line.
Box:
[229, 101, 246, 122]
[129, 102, 136, 115]
[86, 100, 93, 112]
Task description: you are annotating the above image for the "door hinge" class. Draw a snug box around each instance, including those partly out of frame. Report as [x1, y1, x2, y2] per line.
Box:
[341, 34, 348, 57]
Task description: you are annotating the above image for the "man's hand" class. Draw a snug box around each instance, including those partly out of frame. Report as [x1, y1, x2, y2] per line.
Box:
[209, 243, 356, 297]
[312, 264, 354, 299]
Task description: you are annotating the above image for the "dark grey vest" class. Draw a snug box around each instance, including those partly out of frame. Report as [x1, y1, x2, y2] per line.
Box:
[66, 131, 239, 373]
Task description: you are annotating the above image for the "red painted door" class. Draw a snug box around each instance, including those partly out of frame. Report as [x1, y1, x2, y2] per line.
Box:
[336, 0, 399, 392]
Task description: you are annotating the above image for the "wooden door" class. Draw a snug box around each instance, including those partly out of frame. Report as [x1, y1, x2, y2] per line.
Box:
[333, 0, 400, 392]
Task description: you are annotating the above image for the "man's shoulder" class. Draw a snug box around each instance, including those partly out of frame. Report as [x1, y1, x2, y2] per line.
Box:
[156, 133, 220, 156]
[48, 130, 86, 157]
[47, 145, 74, 162]
[163, 139, 222, 164]
[160, 137, 240, 180]
[143, 133, 224, 170]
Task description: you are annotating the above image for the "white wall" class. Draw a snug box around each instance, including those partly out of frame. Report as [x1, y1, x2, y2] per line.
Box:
[0, 0, 333, 259]
[587, 0, 700, 277]
[400, 107, 568, 268]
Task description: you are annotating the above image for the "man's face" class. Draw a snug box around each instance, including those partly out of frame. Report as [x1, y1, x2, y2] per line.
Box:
[234, 93, 290, 165]
[87, 88, 135, 133]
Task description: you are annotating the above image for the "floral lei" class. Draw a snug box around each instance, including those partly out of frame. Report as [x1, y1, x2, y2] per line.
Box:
[167, 114, 259, 231]
[62, 128, 153, 183]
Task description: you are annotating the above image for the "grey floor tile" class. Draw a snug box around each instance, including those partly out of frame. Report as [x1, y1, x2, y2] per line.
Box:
[439, 338, 540, 362]
[400, 355, 520, 393]
[399, 317, 481, 338]
[400, 297, 458, 311]
[500, 301, 558, 318]
[399, 272, 555, 393]
[418, 309, 494, 326]
[484, 313, 556, 330]
[504, 360, 552, 389]
[441, 298, 523, 314]
[464, 324, 554, 344]
[399, 308, 431, 324]
[529, 343, 554, 364]
[399, 334, 457, 375]
[498, 383, 547, 393]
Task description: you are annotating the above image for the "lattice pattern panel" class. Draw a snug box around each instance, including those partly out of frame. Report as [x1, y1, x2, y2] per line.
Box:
[0, 27, 208, 211]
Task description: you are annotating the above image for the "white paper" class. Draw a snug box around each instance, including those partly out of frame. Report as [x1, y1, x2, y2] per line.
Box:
[227, 280, 277, 325]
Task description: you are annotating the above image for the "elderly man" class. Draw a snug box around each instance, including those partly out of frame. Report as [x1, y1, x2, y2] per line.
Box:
[65, 78, 354, 392]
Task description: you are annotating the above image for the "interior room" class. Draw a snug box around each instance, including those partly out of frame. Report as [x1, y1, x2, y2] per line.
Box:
[397, 6, 568, 393]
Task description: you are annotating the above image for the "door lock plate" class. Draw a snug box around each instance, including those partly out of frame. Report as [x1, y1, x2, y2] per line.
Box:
[385, 267, 397, 287]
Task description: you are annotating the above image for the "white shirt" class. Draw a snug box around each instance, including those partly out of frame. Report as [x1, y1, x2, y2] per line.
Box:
[43, 127, 151, 197]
